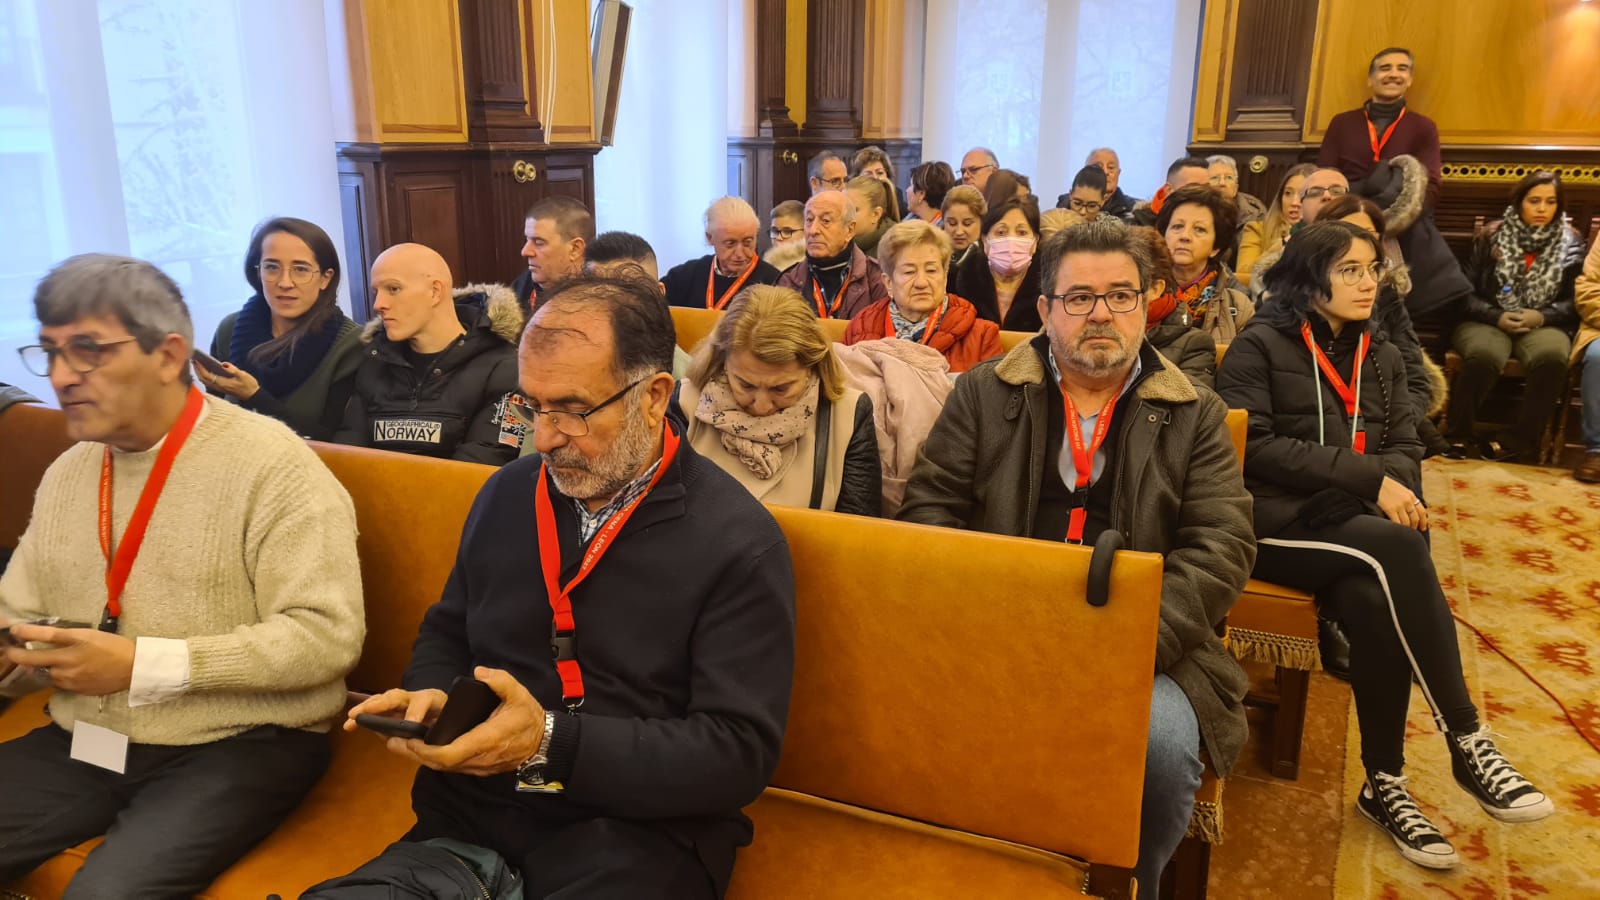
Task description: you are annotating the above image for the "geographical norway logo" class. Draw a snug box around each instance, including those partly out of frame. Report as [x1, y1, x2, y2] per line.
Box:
[496, 392, 529, 449]
[373, 418, 443, 444]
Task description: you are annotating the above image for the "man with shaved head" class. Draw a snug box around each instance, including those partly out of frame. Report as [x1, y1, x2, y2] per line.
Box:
[662, 197, 783, 310]
[339, 275, 796, 897]
[334, 242, 525, 464]
[774, 191, 890, 319]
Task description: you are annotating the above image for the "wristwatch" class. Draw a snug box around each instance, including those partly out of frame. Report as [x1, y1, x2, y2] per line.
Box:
[515, 711, 558, 789]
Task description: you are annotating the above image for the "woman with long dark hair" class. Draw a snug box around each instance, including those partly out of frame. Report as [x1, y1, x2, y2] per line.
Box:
[202, 217, 363, 439]
[1216, 221, 1552, 872]
[1446, 170, 1585, 461]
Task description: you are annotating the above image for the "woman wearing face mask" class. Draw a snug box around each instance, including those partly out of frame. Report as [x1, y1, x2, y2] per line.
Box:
[940, 185, 986, 278]
[844, 219, 1002, 373]
[955, 198, 1043, 333]
[1155, 184, 1253, 345]
[201, 217, 364, 439]
[1237, 163, 1315, 288]
[1446, 171, 1584, 462]
[1217, 222, 1552, 873]
[674, 285, 882, 516]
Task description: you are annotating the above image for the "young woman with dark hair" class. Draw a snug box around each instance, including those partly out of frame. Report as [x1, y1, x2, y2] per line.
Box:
[1216, 221, 1552, 873]
[1446, 170, 1585, 461]
[203, 217, 363, 439]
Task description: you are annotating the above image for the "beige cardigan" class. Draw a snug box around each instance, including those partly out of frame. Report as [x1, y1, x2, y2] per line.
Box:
[679, 379, 862, 512]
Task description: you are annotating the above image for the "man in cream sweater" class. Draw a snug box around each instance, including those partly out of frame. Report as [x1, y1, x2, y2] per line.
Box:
[0, 254, 366, 896]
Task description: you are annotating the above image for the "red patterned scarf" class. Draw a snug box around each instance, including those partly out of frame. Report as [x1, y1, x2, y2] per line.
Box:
[1174, 268, 1219, 322]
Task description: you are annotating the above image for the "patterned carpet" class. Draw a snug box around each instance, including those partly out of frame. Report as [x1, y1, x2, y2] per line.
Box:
[1330, 459, 1600, 898]
[1210, 459, 1600, 898]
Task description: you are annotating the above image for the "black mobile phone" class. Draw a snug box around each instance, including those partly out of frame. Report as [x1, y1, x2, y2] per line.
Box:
[191, 350, 229, 376]
[424, 677, 501, 746]
[0, 617, 93, 648]
[353, 714, 429, 740]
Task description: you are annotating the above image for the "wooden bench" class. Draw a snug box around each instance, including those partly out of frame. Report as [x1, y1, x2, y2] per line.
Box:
[1, 404, 1168, 898]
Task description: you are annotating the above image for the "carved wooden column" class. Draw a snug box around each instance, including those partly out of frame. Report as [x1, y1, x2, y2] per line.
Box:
[755, 0, 798, 136]
[458, 0, 544, 142]
[1223, 0, 1320, 142]
[802, 0, 865, 139]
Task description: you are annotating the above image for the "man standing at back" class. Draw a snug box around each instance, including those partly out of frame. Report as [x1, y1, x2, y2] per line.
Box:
[898, 220, 1254, 900]
[775, 191, 892, 319]
[0, 254, 364, 895]
[662, 197, 783, 309]
[1318, 47, 1442, 209]
[513, 196, 595, 315]
[336, 243, 524, 465]
[339, 276, 795, 898]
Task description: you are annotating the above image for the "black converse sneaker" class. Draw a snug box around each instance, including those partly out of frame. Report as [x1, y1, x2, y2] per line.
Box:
[1449, 727, 1554, 822]
[1357, 771, 1460, 869]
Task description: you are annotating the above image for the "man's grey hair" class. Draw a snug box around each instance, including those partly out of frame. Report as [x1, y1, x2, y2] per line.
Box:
[1036, 219, 1155, 299]
[1085, 147, 1120, 164]
[967, 146, 999, 167]
[704, 196, 759, 233]
[807, 151, 843, 181]
[33, 254, 195, 355]
[808, 190, 856, 227]
[1206, 154, 1238, 173]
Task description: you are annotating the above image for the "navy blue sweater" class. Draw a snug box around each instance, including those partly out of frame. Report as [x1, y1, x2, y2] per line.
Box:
[403, 438, 796, 877]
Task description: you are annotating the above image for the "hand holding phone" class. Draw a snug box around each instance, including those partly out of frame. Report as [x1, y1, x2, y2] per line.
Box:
[351, 677, 498, 745]
[353, 714, 429, 740]
[0, 617, 93, 650]
[192, 350, 229, 377]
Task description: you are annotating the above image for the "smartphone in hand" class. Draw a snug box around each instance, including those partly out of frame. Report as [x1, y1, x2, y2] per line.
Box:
[353, 714, 429, 740]
[353, 677, 500, 745]
[192, 350, 229, 377]
[0, 617, 93, 649]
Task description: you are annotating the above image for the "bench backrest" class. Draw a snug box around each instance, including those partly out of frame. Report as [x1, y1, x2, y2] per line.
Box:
[669, 306, 1035, 357]
[1225, 408, 1247, 471]
[0, 403, 73, 551]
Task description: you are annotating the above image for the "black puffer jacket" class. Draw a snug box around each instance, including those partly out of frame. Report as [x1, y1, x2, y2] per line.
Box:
[1215, 303, 1423, 538]
[1146, 315, 1218, 390]
[335, 284, 525, 466]
[1352, 155, 1472, 320]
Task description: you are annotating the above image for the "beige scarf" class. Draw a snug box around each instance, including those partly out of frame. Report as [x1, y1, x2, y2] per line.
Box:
[695, 375, 819, 479]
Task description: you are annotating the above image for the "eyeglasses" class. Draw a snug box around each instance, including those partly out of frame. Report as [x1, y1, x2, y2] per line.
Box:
[18, 336, 140, 377]
[505, 377, 648, 437]
[1045, 289, 1144, 316]
[1068, 199, 1103, 214]
[1332, 263, 1384, 286]
[1208, 173, 1238, 185]
[815, 176, 847, 190]
[769, 226, 801, 241]
[1301, 185, 1348, 201]
[959, 164, 996, 178]
[258, 261, 322, 286]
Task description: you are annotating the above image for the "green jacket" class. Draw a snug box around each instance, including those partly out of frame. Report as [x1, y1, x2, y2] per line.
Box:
[899, 336, 1254, 775]
[212, 313, 365, 440]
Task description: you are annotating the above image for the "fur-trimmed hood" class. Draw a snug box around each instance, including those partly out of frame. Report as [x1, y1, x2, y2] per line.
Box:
[1352, 153, 1427, 235]
[994, 333, 1200, 405]
[359, 282, 525, 346]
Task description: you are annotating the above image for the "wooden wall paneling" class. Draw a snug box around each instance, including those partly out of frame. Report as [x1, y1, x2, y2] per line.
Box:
[1223, 0, 1318, 142]
[756, 0, 799, 136]
[336, 149, 384, 321]
[803, 0, 865, 139]
[387, 167, 471, 282]
[1304, 0, 1600, 146]
[1190, 0, 1237, 142]
[459, 0, 544, 142]
[526, 0, 595, 143]
[784, 0, 807, 127]
[364, 0, 469, 142]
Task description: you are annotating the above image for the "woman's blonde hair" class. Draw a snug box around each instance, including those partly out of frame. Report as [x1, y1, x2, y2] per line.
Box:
[941, 184, 986, 220]
[687, 285, 847, 401]
[846, 175, 895, 224]
[1262, 163, 1317, 246]
[877, 218, 952, 273]
[1039, 208, 1085, 238]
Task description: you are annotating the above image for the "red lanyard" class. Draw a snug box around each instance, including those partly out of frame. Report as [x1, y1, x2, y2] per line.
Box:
[812, 271, 853, 318]
[1061, 386, 1117, 544]
[1364, 107, 1406, 162]
[706, 256, 757, 310]
[534, 426, 680, 710]
[883, 298, 946, 344]
[931, 211, 943, 226]
[1300, 323, 1371, 453]
[97, 385, 206, 633]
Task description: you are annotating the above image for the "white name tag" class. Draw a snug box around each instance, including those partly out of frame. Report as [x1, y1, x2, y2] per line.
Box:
[70, 721, 130, 774]
[372, 418, 443, 444]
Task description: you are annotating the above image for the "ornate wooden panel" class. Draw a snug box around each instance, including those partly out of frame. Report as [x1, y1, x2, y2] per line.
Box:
[803, 0, 865, 139]
[1223, 0, 1319, 142]
[458, 0, 544, 142]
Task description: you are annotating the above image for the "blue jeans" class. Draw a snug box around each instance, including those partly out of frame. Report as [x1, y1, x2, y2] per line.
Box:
[1136, 674, 1204, 900]
[1583, 341, 1600, 450]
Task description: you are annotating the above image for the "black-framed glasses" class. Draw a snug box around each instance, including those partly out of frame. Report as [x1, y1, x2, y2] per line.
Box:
[17, 336, 139, 377]
[1068, 199, 1103, 214]
[815, 176, 847, 190]
[1332, 262, 1384, 286]
[505, 377, 648, 437]
[258, 261, 322, 286]
[959, 163, 995, 178]
[769, 226, 801, 241]
[1046, 289, 1144, 317]
[1301, 185, 1348, 201]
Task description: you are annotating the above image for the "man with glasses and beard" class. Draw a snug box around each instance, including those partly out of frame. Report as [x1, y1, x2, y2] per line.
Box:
[340, 276, 796, 898]
[897, 220, 1255, 900]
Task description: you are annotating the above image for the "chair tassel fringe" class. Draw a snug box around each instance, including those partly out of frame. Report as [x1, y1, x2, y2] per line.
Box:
[1225, 628, 1320, 671]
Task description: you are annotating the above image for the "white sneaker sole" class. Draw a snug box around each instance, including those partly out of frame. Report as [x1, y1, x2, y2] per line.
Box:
[1473, 793, 1555, 823]
[1358, 800, 1460, 869]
